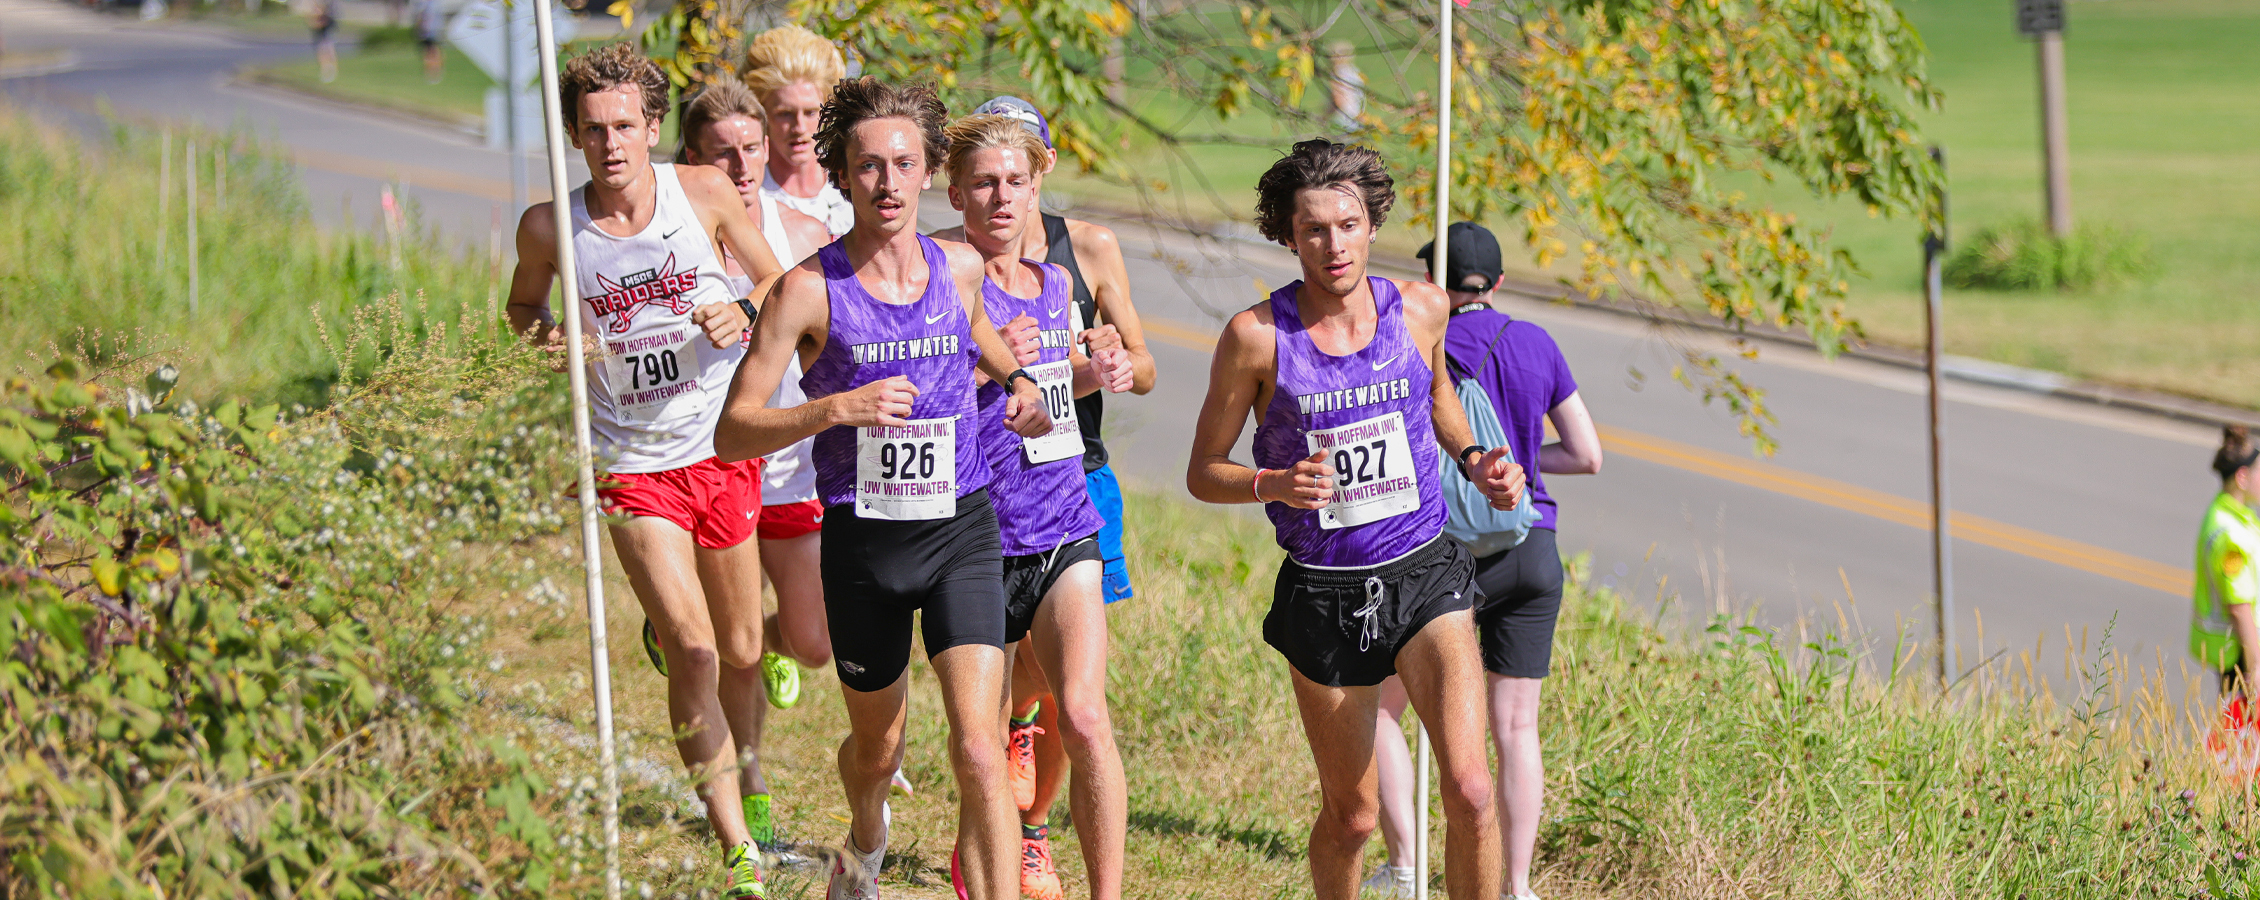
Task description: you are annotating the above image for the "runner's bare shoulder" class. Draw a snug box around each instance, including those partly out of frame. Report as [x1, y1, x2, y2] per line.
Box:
[926, 223, 967, 243]
[1063, 218, 1124, 266]
[776, 206, 830, 262]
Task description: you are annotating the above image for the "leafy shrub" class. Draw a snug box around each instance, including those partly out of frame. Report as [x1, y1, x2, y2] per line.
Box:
[0, 293, 602, 898]
[1944, 218, 2155, 292]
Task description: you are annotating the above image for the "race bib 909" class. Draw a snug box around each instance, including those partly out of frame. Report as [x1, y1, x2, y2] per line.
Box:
[855, 417, 957, 521]
[1306, 411, 1419, 530]
[1018, 359, 1082, 465]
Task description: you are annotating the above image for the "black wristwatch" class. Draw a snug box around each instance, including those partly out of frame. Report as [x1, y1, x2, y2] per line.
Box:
[1006, 367, 1039, 391]
[1457, 444, 1487, 475]
[735, 297, 759, 327]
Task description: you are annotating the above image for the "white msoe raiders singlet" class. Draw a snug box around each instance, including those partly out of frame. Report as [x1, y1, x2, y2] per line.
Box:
[570, 163, 743, 473]
[725, 192, 820, 505]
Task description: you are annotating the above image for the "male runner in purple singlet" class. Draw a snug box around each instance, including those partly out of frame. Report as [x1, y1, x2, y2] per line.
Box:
[1184, 139, 1524, 900]
[714, 78, 1051, 900]
[947, 113, 1133, 900]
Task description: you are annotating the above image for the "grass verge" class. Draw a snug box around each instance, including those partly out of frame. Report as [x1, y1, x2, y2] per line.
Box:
[488, 489, 2256, 899]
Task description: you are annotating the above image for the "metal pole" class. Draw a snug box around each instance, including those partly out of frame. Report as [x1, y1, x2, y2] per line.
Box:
[529, 3, 622, 897]
[1416, 6, 1451, 898]
[507, 8, 526, 212]
[1925, 146, 1953, 686]
[2036, 31, 2071, 238]
[186, 137, 198, 317]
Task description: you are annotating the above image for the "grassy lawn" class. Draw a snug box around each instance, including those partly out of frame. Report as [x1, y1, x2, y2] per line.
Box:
[485, 488, 2248, 899]
[250, 36, 495, 127]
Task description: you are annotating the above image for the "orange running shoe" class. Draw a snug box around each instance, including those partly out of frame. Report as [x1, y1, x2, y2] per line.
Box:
[1008, 705, 1043, 813]
[1019, 829, 1063, 900]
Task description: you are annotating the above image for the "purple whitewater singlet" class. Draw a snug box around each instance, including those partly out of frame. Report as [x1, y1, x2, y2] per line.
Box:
[800, 234, 990, 511]
[977, 261, 1103, 556]
[1252, 276, 1445, 568]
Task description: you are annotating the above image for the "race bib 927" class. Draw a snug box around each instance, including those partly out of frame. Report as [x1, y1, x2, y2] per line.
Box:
[855, 417, 957, 521]
[1018, 359, 1082, 465]
[1306, 411, 1420, 530]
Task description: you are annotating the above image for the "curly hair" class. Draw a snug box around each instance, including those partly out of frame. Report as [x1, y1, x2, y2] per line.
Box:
[676, 75, 766, 163]
[1253, 139, 1395, 246]
[815, 77, 949, 190]
[741, 25, 847, 101]
[941, 114, 1052, 185]
[558, 42, 671, 128]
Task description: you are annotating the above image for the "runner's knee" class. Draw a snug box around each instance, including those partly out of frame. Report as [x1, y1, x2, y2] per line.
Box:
[949, 731, 1008, 788]
[1440, 770, 1495, 823]
[1315, 794, 1380, 845]
[1053, 695, 1114, 753]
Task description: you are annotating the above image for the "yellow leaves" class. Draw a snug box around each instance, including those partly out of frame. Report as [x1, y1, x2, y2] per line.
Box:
[1087, 1, 1132, 37]
[607, 0, 633, 30]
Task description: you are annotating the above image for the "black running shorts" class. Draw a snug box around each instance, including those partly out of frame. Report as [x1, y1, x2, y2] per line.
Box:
[820, 489, 1007, 693]
[1263, 537, 1478, 688]
[1003, 534, 1103, 643]
[1470, 527, 1564, 679]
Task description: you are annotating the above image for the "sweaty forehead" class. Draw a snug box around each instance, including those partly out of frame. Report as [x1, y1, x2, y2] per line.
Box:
[579, 85, 648, 121]
[850, 118, 926, 159]
[1292, 184, 1366, 221]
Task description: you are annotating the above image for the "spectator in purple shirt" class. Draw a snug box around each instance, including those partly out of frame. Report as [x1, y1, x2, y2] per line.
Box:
[1360, 222, 1602, 900]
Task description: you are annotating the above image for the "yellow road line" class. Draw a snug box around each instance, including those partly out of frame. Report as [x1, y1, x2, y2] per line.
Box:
[1598, 425, 2193, 597]
[1142, 315, 2195, 597]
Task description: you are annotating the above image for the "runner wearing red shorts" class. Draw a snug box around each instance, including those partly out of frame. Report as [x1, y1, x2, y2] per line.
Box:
[506, 44, 788, 899]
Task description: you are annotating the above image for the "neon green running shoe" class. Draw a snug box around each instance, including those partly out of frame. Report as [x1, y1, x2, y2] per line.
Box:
[642, 619, 668, 677]
[743, 793, 776, 848]
[760, 652, 801, 709]
[723, 840, 766, 898]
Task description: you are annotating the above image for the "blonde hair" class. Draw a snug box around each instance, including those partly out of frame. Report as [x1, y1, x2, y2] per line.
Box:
[942, 114, 1053, 184]
[741, 25, 847, 101]
[677, 75, 766, 163]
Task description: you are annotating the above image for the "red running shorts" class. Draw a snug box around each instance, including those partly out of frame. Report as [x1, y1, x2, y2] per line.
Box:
[757, 498, 825, 541]
[597, 457, 764, 549]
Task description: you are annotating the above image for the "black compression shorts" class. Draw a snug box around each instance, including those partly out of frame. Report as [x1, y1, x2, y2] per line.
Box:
[1003, 534, 1103, 643]
[820, 489, 1007, 693]
[1471, 527, 1564, 678]
[1263, 537, 1477, 688]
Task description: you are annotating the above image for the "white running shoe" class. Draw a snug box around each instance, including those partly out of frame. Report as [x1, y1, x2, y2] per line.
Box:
[1360, 864, 1415, 899]
[889, 765, 914, 796]
[1505, 893, 1542, 900]
[826, 804, 887, 900]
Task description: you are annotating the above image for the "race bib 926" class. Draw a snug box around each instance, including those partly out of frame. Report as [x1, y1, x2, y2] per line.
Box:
[855, 417, 958, 521]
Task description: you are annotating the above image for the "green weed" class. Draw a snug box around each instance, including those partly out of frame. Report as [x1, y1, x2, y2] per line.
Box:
[1946, 219, 2155, 292]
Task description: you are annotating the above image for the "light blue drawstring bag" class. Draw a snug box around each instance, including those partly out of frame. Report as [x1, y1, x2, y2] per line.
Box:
[1441, 319, 1542, 557]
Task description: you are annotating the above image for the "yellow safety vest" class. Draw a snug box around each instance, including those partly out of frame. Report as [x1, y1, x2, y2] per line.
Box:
[2191, 492, 2260, 672]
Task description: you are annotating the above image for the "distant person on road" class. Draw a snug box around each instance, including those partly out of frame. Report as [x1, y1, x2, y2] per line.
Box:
[504, 43, 788, 900]
[664, 73, 833, 854]
[412, 0, 447, 84]
[2193, 426, 2260, 703]
[308, 0, 341, 84]
[740, 25, 852, 237]
[1360, 222, 1601, 900]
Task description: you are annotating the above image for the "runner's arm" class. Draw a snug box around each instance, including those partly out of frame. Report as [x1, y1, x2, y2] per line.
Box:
[714, 265, 903, 461]
[504, 204, 567, 350]
[777, 206, 830, 263]
[1071, 221, 1157, 395]
[2234, 602, 2260, 697]
[948, 242, 1052, 437]
[1403, 279, 1525, 509]
[1540, 391, 1603, 475]
[1185, 308, 1331, 508]
[685, 166, 786, 346]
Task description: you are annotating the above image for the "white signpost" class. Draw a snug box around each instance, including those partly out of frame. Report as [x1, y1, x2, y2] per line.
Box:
[447, 0, 578, 209]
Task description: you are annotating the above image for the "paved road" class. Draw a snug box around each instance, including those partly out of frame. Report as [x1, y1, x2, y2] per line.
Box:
[5, 0, 2225, 704]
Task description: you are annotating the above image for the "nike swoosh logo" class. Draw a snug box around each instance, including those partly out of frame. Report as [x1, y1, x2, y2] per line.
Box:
[1047, 307, 1064, 319]
[1370, 354, 1398, 371]
[662, 226, 683, 240]
[745, 510, 757, 519]
[925, 309, 952, 324]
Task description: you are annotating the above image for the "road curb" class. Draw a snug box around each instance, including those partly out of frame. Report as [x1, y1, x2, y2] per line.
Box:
[232, 67, 484, 137]
[1049, 197, 2260, 433]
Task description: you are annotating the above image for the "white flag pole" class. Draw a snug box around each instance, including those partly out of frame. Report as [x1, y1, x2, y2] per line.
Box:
[1416, 5, 1453, 900]
[527, 6, 623, 899]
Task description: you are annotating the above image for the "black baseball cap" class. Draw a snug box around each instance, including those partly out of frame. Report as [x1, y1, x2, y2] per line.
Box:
[1415, 221, 1504, 293]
